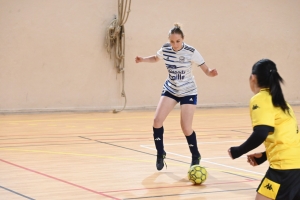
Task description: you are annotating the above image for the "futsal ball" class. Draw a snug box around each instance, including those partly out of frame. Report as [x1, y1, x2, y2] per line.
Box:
[187, 165, 207, 184]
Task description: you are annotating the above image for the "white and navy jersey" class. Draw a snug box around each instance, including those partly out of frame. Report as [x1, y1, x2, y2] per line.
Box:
[156, 43, 205, 97]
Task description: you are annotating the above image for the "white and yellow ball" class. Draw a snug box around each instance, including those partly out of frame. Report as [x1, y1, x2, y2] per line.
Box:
[187, 165, 207, 184]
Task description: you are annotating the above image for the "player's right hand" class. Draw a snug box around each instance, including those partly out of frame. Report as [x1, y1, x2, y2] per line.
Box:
[135, 56, 143, 63]
[247, 153, 262, 167]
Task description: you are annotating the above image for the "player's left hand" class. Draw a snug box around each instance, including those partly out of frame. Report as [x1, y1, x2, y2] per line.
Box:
[209, 69, 218, 77]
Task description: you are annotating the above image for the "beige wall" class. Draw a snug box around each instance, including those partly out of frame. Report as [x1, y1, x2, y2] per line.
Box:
[0, 0, 299, 112]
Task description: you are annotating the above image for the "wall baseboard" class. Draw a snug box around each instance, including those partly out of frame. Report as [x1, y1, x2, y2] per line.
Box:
[1, 101, 299, 114]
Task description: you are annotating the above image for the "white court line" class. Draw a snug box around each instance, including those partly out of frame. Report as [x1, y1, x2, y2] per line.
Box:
[140, 142, 264, 176]
[142, 140, 245, 147]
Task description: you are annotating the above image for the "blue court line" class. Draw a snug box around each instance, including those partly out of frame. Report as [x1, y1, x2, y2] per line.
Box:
[0, 185, 35, 200]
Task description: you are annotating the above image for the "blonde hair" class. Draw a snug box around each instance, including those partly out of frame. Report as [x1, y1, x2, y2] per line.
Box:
[174, 23, 181, 29]
[169, 23, 184, 38]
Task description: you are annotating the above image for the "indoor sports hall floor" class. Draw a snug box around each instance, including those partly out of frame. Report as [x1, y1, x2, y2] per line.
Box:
[1, 106, 299, 200]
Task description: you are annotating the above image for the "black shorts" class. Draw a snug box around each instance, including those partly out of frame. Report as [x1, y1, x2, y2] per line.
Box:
[257, 167, 300, 200]
[161, 91, 197, 105]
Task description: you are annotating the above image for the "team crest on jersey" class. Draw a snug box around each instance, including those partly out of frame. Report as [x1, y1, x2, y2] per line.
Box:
[179, 56, 185, 63]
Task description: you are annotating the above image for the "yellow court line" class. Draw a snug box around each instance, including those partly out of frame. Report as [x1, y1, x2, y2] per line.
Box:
[206, 168, 263, 179]
[0, 148, 262, 179]
[0, 148, 154, 163]
[0, 113, 249, 123]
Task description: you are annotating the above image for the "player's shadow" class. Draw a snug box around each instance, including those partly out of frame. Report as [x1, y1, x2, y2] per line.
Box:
[140, 171, 208, 200]
[120, 169, 257, 199]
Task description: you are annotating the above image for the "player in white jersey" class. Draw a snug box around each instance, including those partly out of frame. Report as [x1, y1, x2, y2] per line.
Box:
[135, 23, 218, 170]
[157, 40, 206, 97]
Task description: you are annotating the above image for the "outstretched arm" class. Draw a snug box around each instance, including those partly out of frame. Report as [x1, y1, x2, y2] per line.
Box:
[199, 63, 218, 77]
[135, 55, 160, 63]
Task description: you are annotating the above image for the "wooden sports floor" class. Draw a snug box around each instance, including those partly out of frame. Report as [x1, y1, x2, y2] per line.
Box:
[1, 106, 299, 200]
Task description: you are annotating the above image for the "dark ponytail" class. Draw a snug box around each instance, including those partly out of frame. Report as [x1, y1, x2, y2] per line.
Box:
[252, 59, 289, 113]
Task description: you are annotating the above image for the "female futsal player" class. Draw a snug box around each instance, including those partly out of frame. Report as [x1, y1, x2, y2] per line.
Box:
[135, 23, 218, 170]
[228, 59, 300, 200]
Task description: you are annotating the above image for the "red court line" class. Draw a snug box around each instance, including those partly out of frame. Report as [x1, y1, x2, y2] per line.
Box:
[102, 179, 258, 194]
[0, 159, 120, 200]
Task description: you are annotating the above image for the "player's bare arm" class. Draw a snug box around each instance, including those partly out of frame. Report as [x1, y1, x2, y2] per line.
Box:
[135, 55, 160, 63]
[200, 63, 218, 77]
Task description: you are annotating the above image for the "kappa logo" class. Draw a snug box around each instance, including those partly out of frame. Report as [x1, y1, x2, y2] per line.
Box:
[252, 104, 259, 110]
[189, 98, 193, 101]
[264, 183, 273, 191]
[154, 137, 161, 141]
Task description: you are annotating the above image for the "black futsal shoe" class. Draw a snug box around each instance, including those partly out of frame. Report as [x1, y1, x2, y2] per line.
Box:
[191, 156, 201, 167]
[156, 151, 167, 171]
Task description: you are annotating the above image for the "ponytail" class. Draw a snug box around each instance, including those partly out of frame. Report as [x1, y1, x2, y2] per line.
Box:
[269, 70, 289, 112]
[252, 59, 289, 113]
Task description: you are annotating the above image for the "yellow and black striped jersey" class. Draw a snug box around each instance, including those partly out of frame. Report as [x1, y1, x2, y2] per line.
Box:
[250, 89, 300, 169]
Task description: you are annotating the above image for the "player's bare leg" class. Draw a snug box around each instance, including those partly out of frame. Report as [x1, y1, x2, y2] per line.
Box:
[153, 96, 177, 128]
[255, 193, 272, 200]
[180, 104, 196, 136]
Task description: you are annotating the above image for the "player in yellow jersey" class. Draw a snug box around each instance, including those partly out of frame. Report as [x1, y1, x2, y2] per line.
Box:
[228, 59, 300, 200]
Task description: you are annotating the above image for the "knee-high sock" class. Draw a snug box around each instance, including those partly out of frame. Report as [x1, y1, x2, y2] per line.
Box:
[153, 126, 164, 155]
[185, 131, 200, 158]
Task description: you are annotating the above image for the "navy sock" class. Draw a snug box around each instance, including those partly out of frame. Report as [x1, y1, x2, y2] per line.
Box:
[153, 126, 164, 155]
[185, 131, 200, 158]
